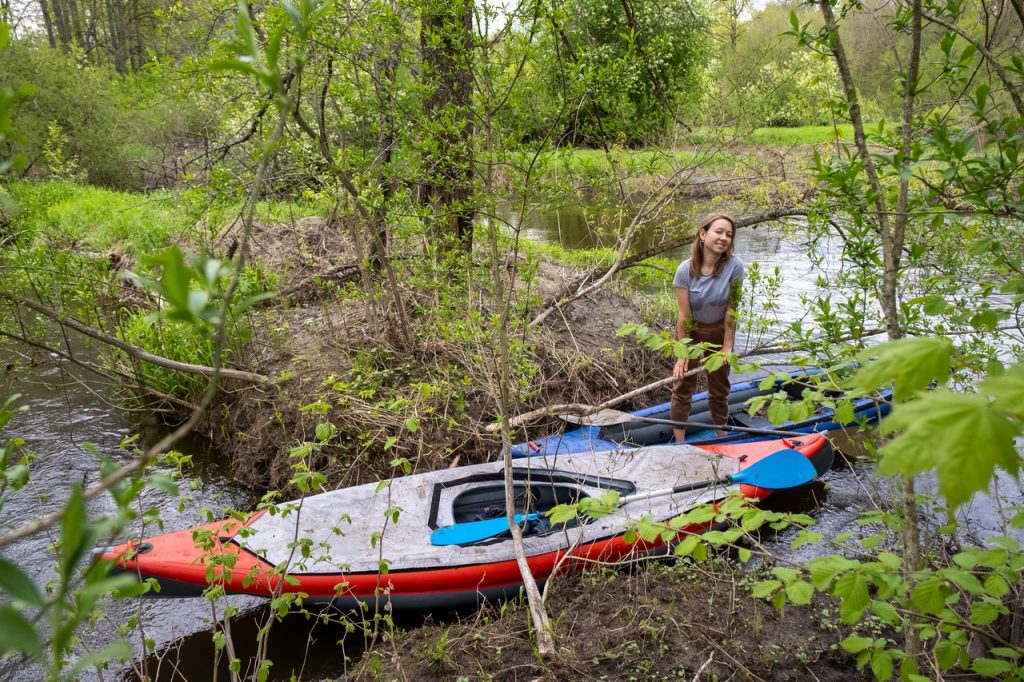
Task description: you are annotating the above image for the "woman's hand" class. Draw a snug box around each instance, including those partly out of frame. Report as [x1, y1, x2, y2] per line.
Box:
[673, 357, 689, 378]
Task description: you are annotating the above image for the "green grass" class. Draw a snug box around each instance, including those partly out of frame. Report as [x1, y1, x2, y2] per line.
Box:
[689, 124, 861, 147]
[4, 180, 333, 255]
[746, 124, 857, 146]
[5, 180, 189, 253]
[506, 146, 741, 180]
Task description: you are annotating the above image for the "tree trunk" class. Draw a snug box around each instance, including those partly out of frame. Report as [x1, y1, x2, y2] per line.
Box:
[820, 0, 924, 662]
[419, 0, 475, 255]
[106, 0, 129, 73]
[38, 0, 58, 47]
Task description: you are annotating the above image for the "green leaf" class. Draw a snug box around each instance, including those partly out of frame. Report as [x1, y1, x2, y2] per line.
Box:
[772, 566, 801, 582]
[834, 400, 855, 423]
[67, 640, 134, 677]
[869, 600, 900, 624]
[0, 603, 43, 658]
[155, 247, 192, 312]
[60, 484, 87, 580]
[943, 568, 984, 594]
[808, 555, 859, 590]
[767, 397, 790, 425]
[969, 599, 1004, 626]
[791, 529, 822, 549]
[876, 552, 901, 569]
[834, 572, 869, 621]
[741, 510, 768, 531]
[751, 579, 781, 598]
[980, 363, 1024, 417]
[952, 551, 978, 569]
[877, 390, 1021, 509]
[672, 533, 702, 557]
[934, 640, 959, 669]
[871, 649, 894, 682]
[840, 634, 875, 654]
[972, 658, 1013, 677]
[0, 555, 44, 606]
[851, 337, 952, 401]
[910, 577, 949, 615]
[704, 354, 724, 372]
[785, 580, 814, 605]
[983, 573, 1009, 597]
[315, 421, 336, 443]
[146, 473, 179, 497]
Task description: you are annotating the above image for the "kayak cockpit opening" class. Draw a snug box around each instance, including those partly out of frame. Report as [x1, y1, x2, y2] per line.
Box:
[451, 483, 586, 535]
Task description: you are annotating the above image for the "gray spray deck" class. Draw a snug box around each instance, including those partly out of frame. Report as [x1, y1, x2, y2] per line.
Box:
[239, 444, 742, 574]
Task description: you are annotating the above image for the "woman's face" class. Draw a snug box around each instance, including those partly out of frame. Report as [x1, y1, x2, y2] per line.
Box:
[702, 219, 734, 255]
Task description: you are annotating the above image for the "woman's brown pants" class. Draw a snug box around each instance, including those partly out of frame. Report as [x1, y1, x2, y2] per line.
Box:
[670, 319, 731, 434]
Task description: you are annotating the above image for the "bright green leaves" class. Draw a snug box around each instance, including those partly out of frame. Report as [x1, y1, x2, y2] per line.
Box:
[850, 337, 951, 402]
[850, 338, 1024, 510]
[129, 247, 268, 328]
[877, 390, 1020, 508]
[59, 484, 89, 582]
[213, 0, 328, 99]
[981, 363, 1024, 418]
[616, 323, 736, 373]
[0, 602, 44, 659]
[0, 555, 44, 607]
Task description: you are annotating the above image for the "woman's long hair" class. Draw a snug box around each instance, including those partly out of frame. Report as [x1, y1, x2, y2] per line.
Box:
[689, 213, 737, 279]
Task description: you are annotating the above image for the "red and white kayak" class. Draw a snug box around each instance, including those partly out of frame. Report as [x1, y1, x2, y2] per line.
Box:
[97, 434, 832, 610]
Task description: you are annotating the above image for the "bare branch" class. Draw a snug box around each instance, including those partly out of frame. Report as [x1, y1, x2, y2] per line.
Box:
[2, 295, 270, 384]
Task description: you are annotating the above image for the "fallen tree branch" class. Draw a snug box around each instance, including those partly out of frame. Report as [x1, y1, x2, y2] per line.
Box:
[0, 329, 201, 412]
[490, 367, 703, 432]
[2, 294, 271, 384]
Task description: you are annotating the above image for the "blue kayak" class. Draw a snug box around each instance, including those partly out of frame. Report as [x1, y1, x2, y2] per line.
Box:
[511, 368, 892, 458]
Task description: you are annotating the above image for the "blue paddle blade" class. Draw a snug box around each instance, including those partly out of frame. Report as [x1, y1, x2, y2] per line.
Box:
[431, 513, 539, 546]
[730, 449, 817, 489]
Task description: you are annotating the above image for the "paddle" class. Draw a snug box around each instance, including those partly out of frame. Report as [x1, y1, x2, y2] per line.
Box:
[561, 408, 808, 439]
[430, 448, 817, 546]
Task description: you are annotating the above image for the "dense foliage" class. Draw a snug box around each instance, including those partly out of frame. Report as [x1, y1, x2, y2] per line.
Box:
[1, 0, 1023, 678]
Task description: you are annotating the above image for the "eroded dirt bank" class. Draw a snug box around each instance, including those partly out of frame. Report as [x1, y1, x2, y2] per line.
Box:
[208, 218, 674, 493]
[355, 562, 875, 682]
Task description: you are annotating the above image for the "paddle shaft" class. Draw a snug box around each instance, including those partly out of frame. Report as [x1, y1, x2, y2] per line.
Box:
[616, 413, 807, 439]
[615, 475, 735, 507]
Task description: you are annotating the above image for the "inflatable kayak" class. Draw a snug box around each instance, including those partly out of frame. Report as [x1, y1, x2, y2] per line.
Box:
[96, 434, 832, 610]
[512, 368, 891, 457]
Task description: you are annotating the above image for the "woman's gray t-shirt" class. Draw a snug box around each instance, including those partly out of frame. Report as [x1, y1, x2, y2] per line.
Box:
[673, 256, 745, 324]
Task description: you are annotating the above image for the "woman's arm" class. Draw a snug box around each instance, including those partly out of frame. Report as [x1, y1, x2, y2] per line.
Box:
[674, 288, 692, 378]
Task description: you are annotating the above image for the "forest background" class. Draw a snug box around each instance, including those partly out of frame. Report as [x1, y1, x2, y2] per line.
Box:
[0, 0, 1023, 678]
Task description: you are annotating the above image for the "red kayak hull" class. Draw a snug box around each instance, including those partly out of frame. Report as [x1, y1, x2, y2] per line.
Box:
[102, 434, 831, 609]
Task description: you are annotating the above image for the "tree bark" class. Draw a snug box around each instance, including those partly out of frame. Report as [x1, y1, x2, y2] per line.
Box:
[419, 0, 475, 254]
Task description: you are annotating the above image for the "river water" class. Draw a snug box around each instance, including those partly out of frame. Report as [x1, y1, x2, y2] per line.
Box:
[0, 339, 375, 681]
[515, 203, 1023, 546]
[0, 207, 1020, 680]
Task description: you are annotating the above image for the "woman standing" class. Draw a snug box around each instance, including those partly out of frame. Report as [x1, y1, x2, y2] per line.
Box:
[671, 213, 745, 442]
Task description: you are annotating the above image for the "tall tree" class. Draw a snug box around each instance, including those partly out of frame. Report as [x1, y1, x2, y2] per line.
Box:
[417, 0, 475, 253]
